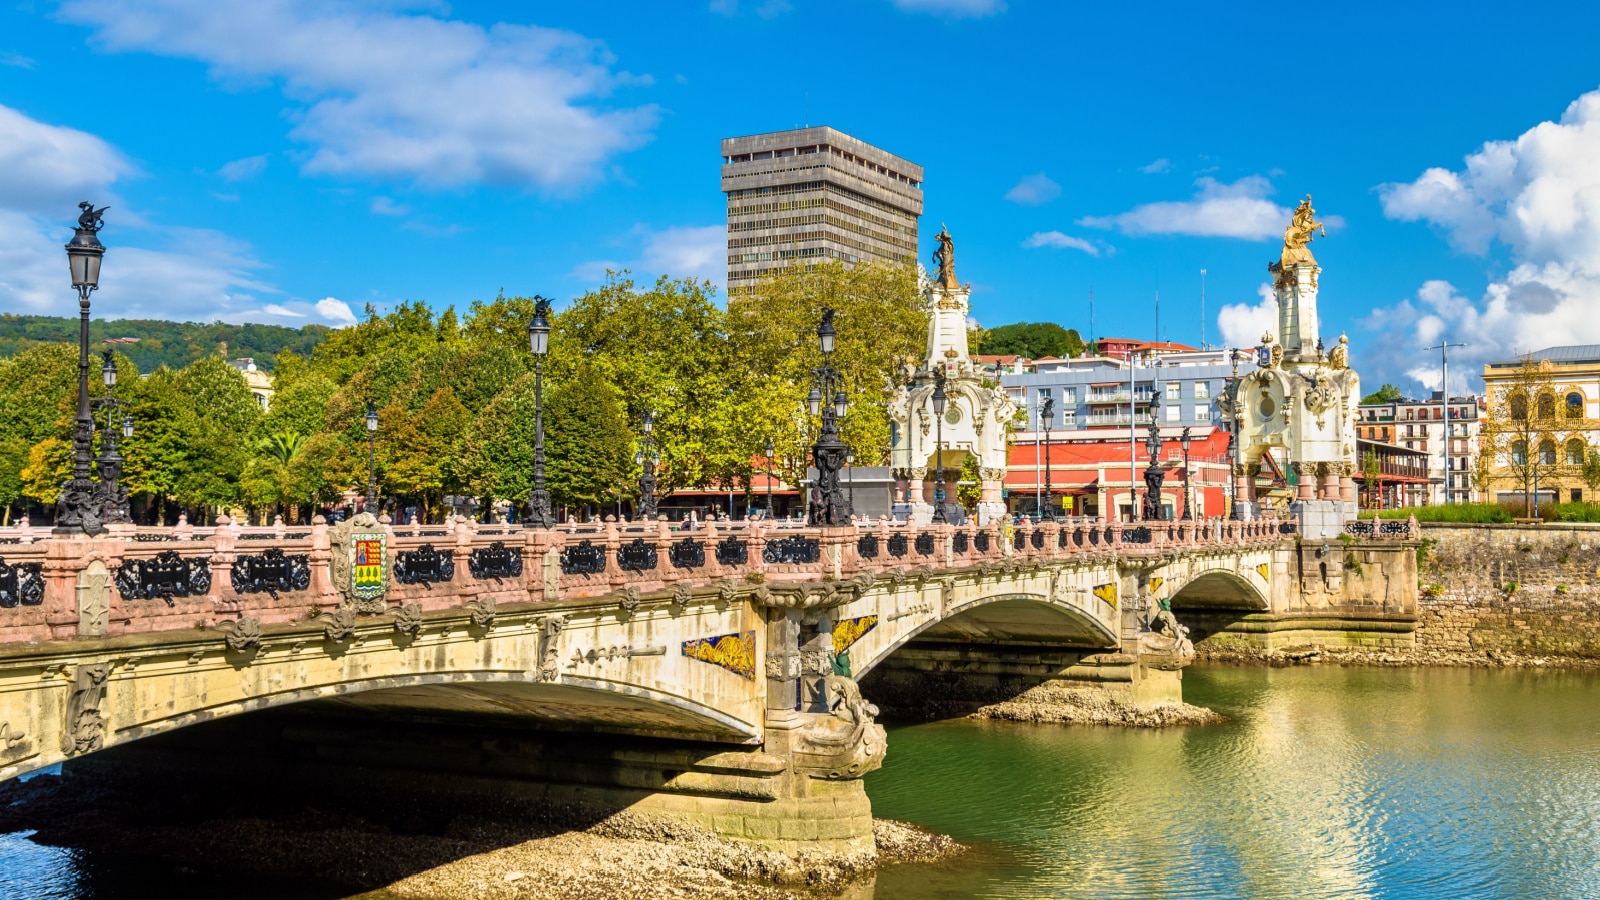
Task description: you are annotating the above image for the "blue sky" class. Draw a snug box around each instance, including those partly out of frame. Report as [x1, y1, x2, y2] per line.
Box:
[2, 0, 1599, 392]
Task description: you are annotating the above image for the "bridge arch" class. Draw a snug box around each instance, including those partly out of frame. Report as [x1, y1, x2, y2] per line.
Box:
[847, 590, 1119, 679]
[1167, 569, 1270, 611]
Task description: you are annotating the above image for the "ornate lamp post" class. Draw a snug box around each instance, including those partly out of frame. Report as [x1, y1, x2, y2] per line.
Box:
[1040, 395, 1055, 521]
[525, 297, 555, 528]
[846, 448, 855, 518]
[91, 350, 132, 524]
[1142, 394, 1166, 521]
[764, 436, 775, 519]
[1180, 426, 1193, 520]
[931, 370, 949, 524]
[364, 401, 379, 512]
[636, 409, 659, 521]
[57, 202, 109, 535]
[808, 309, 851, 525]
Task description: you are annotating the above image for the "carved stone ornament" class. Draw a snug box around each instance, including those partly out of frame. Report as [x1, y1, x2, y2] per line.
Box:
[616, 586, 641, 612]
[793, 675, 886, 781]
[391, 602, 424, 635]
[0, 720, 31, 765]
[217, 617, 262, 651]
[537, 614, 567, 681]
[1304, 373, 1340, 428]
[466, 595, 497, 628]
[61, 663, 110, 756]
[717, 579, 741, 604]
[329, 512, 389, 613]
[671, 583, 694, 609]
[319, 607, 358, 642]
[765, 651, 801, 680]
[1138, 600, 1195, 671]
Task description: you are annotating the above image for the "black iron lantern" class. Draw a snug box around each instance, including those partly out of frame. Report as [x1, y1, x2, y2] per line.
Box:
[527, 306, 550, 356]
[818, 314, 836, 355]
[931, 379, 948, 416]
[101, 351, 117, 388]
[834, 390, 849, 420]
[65, 204, 107, 294]
[642, 409, 653, 435]
[807, 385, 822, 417]
[365, 402, 379, 432]
[1040, 395, 1054, 429]
[121, 414, 133, 439]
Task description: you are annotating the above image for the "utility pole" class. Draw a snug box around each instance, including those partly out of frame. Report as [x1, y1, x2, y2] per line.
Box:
[1154, 289, 1160, 344]
[1425, 341, 1467, 504]
[1088, 286, 1095, 350]
[1200, 269, 1207, 349]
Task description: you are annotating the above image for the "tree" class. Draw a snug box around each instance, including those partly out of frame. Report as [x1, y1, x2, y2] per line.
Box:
[382, 388, 470, 521]
[546, 365, 633, 512]
[1583, 450, 1600, 504]
[1480, 355, 1564, 512]
[0, 435, 25, 523]
[977, 322, 1084, 359]
[1361, 383, 1404, 405]
[727, 259, 924, 492]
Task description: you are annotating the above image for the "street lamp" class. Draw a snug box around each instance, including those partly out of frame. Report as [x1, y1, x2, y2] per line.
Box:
[764, 436, 775, 519]
[525, 296, 555, 528]
[364, 401, 379, 512]
[91, 348, 132, 525]
[931, 370, 949, 524]
[1142, 392, 1166, 521]
[1180, 426, 1193, 520]
[57, 202, 109, 535]
[1040, 395, 1055, 521]
[637, 409, 659, 521]
[846, 448, 855, 519]
[808, 309, 850, 525]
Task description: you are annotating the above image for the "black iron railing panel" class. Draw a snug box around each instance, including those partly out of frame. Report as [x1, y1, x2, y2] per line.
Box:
[1122, 526, 1152, 544]
[974, 531, 990, 553]
[914, 532, 935, 556]
[715, 537, 748, 567]
[114, 550, 211, 606]
[1378, 520, 1410, 536]
[618, 538, 659, 572]
[669, 538, 706, 569]
[888, 532, 908, 558]
[952, 532, 968, 554]
[857, 534, 879, 559]
[560, 540, 606, 577]
[764, 536, 820, 565]
[232, 548, 310, 600]
[0, 558, 44, 608]
[1031, 531, 1044, 550]
[395, 544, 454, 586]
[469, 541, 523, 582]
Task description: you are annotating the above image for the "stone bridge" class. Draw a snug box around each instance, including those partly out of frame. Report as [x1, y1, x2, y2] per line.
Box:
[0, 514, 1416, 853]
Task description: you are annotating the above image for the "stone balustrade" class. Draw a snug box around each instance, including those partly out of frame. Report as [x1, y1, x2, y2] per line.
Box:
[0, 514, 1286, 646]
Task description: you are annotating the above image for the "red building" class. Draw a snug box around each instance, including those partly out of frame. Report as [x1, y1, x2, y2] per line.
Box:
[1093, 338, 1200, 361]
[1004, 426, 1233, 520]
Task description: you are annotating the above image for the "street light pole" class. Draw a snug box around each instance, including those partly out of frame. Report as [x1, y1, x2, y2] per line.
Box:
[1425, 341, 1467, 504]
[364, 402, 379, 512]
[525, 297, 555, 528]
[846, 448, 855, 519]
[637, 409, 658, 521]
[1040, 395, 1055, 521]
[92, 349, 132, 524]
[808, 309, 850, 525]
[1180, 426, 1193, 520]
[764, 436, 775, 518]
[57, 202, 108, 536]
[931, 370, 949, 524]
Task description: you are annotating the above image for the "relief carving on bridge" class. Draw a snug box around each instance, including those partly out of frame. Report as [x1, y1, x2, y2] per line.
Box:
[0, 720, 33, 766]
[390, 602, 424, 635]
[217, 617, 262, 651]
[61, 663, 109, 756]
[76, 560, 111, 639]
[1137, 597, 1195, 671]
[536, 614, 566, 681]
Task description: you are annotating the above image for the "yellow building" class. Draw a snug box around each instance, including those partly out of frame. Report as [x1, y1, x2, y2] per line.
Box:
[229, 357, 274, 411]
[1480, 345, 1600, 506]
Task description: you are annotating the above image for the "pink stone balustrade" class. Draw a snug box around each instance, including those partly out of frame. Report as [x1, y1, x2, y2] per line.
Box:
[0, 514, 1301, 646]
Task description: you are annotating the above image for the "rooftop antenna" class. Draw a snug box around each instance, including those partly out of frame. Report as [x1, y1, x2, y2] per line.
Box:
[804, 92, 809, 128]
[1155, 289, 1161, 345]
[1200, 268, 1207, 350]
[1088, 286, 1095, 351]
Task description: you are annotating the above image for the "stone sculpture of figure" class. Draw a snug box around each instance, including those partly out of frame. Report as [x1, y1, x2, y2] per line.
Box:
[1329, 334, 1350, 370]
[1280, 195, 1326, 268]
[932, 224, 957, 288]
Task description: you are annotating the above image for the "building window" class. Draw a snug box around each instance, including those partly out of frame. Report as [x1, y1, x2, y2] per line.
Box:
[1166, 404, 1180, 423]
[1063, 387, 1077, 403]
[1568, 438, 1587, 465]
[1511, 440, 1527, 465]
[1194, 406, 1207, 422]
[1538, 392, 1557, 420]
[1539, 439, 1557, 465]
[1568, 392, 1586, 420]
[1165, 382, 1181, 401]
[1194, 381, 1209, 400]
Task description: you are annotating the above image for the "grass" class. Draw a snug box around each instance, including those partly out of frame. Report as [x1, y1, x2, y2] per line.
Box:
[1359, 501, 1600, 524]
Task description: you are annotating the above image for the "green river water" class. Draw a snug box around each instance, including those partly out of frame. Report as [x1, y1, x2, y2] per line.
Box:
[4, 664, 1600, 899]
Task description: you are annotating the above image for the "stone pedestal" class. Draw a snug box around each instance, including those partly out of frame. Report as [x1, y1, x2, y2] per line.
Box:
[1293, 499, 1347, 541]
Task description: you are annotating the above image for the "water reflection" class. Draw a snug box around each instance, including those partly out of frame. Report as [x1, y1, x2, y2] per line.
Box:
[867, 666, 1600, 900]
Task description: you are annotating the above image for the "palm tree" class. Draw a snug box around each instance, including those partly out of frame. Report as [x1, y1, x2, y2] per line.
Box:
[258, 429, 306, 467]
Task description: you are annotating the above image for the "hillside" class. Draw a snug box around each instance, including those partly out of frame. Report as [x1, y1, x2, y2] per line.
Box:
[0, 314, 330, 372]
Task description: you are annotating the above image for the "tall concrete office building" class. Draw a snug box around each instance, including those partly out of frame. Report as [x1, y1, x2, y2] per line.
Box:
[721, 126, 923, 296]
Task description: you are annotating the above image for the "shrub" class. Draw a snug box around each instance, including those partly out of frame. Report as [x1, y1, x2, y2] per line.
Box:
[1421, 583, 1445, 599]
[1556, 583, 1570, 595]
[1503, 582, 1520, 595]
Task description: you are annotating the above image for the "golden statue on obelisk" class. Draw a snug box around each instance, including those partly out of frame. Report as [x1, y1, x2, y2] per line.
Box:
[1279, 195, 1325, 269]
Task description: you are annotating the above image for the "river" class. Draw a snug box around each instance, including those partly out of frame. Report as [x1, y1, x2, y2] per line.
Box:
[4, 665, 1600, 899]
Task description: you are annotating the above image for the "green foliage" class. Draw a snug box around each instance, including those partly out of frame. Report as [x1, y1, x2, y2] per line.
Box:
[957, 454, 982, 512]
[977, 322, 1084, 359]
[1556, 583, 1570, 595]
[546, 364, 633, 511]
[1361, 383, 1404, 405]
[0, 314, 326, 372]
[1365, 501, 1600, 524]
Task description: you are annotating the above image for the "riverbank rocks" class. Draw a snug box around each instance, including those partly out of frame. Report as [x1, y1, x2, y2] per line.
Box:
[970, 682, 1225, 727]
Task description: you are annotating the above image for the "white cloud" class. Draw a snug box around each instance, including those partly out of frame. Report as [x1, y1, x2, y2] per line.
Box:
[1140, 158, 1171, 175]
[1368, 85, 1600, 392]
[61, 0, 659, 191]
[574, 224, 727, 290]
[369, 196, 409, 217]
[889, 0, 1005, 16]
[1022, 231, 1099, 255]
[316, 297, 358, 326]
[1080, 175, 1291, 240]
[217, 154, 267, 181]
[1216, 283, 1279, 349]
[262, 303, 303, 317]
[1005, 172, 1060, 205]
[0, 104, 133, 215]
[0, 52, 35, 69]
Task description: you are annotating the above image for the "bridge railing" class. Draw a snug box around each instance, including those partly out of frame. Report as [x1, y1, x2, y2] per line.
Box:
[0, 512, 1288, 645]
